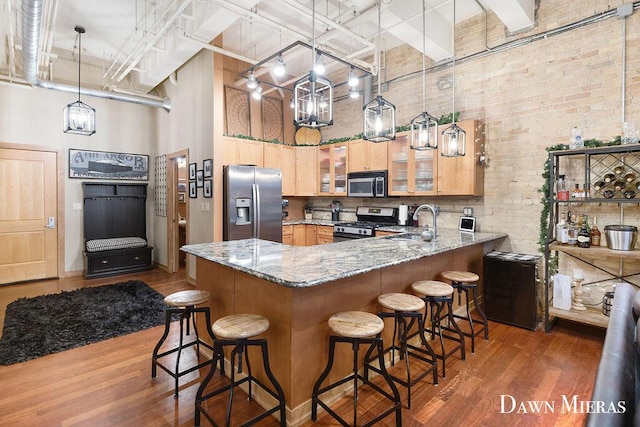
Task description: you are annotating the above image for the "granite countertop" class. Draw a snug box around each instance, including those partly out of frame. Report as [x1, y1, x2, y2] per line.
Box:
[182, 229, 507, 288]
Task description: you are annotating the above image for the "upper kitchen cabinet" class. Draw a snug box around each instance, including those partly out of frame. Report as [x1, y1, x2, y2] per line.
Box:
[295, 146, 317, 196]
[264, 143, 296, 196]
[348, 139, 388, 173]
[436, 119, 485, 196]
[388, 132, 438, 196]
[318, 143, 347, 196]
[222, 136, 264, 167]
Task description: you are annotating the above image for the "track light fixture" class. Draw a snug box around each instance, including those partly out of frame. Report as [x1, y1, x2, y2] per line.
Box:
[246, 70, 258, 89]
[314, 52, 325, 74]
[273, 55, 286, 77]
[252, 85, 263, 100]
[347, 67, 359, 87]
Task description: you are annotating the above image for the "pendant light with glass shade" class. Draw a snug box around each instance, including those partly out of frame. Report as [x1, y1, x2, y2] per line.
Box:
[363, 1, 395, 143]
[410, 0, 438, 150]
[63, 26, 95, 136]
[441, 0, 465, 157]
[293, 0, 333, 128]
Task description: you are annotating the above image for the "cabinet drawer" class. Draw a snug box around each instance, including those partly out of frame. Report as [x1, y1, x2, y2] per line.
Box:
[85, 247, 152, 277]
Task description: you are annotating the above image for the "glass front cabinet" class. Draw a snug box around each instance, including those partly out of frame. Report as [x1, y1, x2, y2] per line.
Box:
[388, 132, 437, 196]
[318, 143, 347, 196]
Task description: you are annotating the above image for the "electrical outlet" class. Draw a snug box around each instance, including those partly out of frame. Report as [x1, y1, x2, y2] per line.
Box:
[73, 203, 82, 211]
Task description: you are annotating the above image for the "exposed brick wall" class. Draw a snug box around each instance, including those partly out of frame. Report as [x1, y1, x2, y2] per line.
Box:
[319, 0, 640, 262]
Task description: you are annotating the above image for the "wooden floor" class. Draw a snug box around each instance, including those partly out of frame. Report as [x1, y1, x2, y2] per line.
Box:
[0, 268, 605, 426]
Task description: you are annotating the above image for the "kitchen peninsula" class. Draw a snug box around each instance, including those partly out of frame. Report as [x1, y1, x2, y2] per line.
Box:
[182, 229, 506, 425]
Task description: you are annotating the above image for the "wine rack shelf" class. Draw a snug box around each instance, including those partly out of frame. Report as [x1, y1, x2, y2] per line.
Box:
[544, 144, 640, 332]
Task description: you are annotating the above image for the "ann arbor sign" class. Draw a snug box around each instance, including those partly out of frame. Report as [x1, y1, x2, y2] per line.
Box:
[69, 149, 149, 180]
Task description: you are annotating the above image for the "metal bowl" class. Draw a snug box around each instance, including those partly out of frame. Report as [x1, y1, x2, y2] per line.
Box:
[604, 225, 638, 251]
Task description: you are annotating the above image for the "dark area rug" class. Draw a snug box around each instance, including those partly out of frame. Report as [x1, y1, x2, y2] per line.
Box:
[0, 280, 170, 365]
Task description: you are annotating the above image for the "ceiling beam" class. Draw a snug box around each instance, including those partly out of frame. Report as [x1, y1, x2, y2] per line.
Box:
[482, 0, 535, 32]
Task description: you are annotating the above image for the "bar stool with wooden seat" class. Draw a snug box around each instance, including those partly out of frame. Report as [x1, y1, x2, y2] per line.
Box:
[440, 270, 489, 353]
[151, 289, 219, 398]
[365, 293, 438, 408]
[312, 311, 402, 426]
[195, 313, 286, 427]
[411, 280, 465, 377]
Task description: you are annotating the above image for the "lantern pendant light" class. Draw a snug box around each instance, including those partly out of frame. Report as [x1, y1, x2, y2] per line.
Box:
[441, 0, 465, 157]
[293, 0, 333, 128]
[63, 26, 96, 136]
[363, 0, 396, 143]
[410, 0, 438, 150]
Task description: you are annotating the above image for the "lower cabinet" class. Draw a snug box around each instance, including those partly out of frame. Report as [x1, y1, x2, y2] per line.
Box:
[282, 225, 294, 245]
[84, 246, 153, 278]
[316, 225, 334, 244]
[284, 224, 334, 246]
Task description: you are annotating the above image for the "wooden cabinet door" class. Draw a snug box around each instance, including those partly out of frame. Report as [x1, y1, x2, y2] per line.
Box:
[305, 225, 317, 246]
[437, 120, 484, 196]
[348, 140, 369, 172]
[348, 140, 388, 172]
[369, 141, 388, 171]
[281, 145, 296, 196]
[237, 139, 264, 167]
[295, 146, 317, 196]
[292, 224, 306, 246]
[222, 136, 238, 166]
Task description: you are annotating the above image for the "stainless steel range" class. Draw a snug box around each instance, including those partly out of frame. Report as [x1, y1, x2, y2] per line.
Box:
[333, 206, 398, 241]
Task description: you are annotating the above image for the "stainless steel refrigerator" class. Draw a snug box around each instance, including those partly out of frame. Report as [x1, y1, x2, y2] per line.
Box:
[223, 165, 283, 242]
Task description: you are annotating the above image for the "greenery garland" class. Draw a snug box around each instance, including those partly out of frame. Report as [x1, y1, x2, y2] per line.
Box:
[224, 112, 461, 146]
[538, 136, 622, 274]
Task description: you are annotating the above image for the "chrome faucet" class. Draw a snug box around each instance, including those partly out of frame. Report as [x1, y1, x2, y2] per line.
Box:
[413, 204, 438, 240]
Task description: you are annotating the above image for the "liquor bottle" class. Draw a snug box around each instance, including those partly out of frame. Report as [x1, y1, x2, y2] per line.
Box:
[572, 183, 581, 199]
[590, 216, 601, 246]
[567, 214, 578, 246]
[625, 173, 636, 183]
[557, 213, 568, 245]
[604, 173, 615, 183]
[577, 216, 591, 248]
[614, 180, 626, 192]
[557, 175, 570, 201]
[593, 180, 606, 192]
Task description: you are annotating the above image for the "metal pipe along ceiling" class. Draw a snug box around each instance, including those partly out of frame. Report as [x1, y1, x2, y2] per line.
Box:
[21, 0, 171, 112]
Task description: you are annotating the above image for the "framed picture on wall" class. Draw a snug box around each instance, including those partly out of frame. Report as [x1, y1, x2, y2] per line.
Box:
[178, 193, 186, 203]
[189, 163, 197, 180]
[177, 180, 187, 193]
[204, 179, 212, 198]
[203, 159, 213, 178]
[189, 181, 197, 198]
[196, 170, 204, 187]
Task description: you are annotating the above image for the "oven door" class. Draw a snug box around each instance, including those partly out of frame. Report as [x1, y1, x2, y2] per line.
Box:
[332, 231, 372, 242]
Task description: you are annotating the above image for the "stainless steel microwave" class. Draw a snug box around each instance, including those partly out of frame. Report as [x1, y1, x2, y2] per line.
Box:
[347, 170, 387, 198]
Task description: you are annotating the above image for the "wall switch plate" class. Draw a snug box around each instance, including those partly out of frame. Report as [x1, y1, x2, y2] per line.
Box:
[73, 203, 82, 211]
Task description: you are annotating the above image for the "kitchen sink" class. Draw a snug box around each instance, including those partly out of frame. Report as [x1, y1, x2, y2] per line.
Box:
[383, 233, 425, 242]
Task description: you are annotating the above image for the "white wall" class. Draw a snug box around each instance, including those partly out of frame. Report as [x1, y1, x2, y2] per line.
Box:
[0, 82, 156, 273]
[154, 51, 215, 277]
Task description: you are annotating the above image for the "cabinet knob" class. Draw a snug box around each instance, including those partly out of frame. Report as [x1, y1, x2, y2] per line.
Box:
[101, 260, 108, 264]
[134, 256, 140, 260]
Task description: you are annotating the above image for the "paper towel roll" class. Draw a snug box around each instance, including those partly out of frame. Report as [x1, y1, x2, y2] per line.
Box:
[398, 205, 408, 225]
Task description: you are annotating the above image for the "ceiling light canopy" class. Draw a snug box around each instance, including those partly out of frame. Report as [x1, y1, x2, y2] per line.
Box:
[364, 1, 395, 143]
[410, 0, 437, 151]
[294, 0, 333, 128]
[63, 26, 95, 136]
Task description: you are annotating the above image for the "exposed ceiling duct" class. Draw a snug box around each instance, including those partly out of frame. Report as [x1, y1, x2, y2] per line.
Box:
[21, 0, 171, 112]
